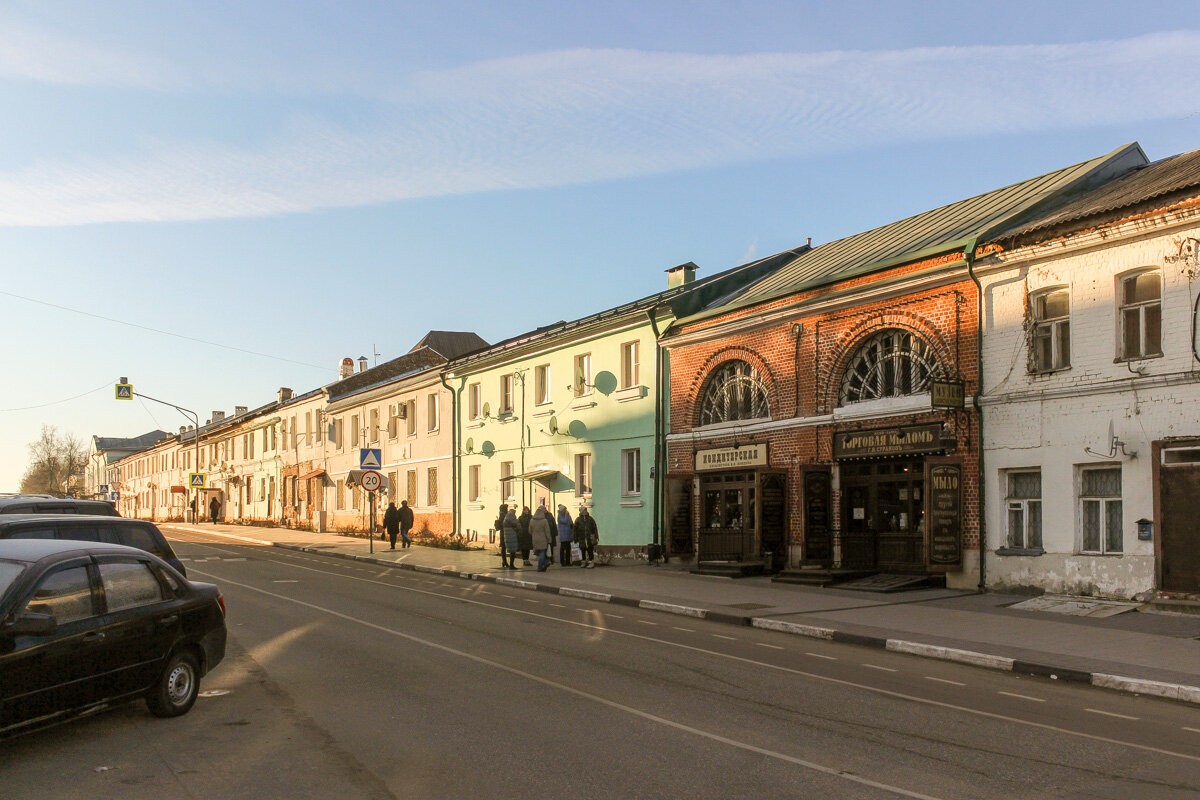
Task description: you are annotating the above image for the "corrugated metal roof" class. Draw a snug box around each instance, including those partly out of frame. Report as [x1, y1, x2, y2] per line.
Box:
[725, 143, 1148, 306]
[991, 147, 1200, 244]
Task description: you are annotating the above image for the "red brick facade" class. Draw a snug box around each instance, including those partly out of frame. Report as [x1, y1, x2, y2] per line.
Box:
[665, 256, 981, 586]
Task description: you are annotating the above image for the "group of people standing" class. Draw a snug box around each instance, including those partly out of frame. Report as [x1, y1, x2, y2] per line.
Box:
[382, 500, 416, 549]
[496, 501, 599, 571]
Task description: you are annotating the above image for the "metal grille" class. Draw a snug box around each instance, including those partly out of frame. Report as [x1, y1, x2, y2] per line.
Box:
[839, 329, 942, 405]
[699, 360, 770, 426]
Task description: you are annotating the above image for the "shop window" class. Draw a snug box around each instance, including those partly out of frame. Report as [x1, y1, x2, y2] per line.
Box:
[1118, 270, 1162, 360]
[839, 329, 940, 405]
[698, 360, 770, 425]
[1030, 289, 1070, 372]
[1080, 466, 1122, 554]
[1005, 470, 1042, 550]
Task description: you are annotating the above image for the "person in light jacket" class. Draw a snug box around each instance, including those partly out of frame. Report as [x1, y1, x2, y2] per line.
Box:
[501, 509, 520, 569]
[573, 505, 598, 568]
[529, 506, 554, 571]
[556, 504, 574, 567]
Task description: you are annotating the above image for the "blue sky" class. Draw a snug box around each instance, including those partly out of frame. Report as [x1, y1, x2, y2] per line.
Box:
[2, 0, 1200, 490]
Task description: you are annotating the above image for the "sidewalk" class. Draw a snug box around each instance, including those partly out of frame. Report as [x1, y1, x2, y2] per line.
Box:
[164, 522, 1200, 706]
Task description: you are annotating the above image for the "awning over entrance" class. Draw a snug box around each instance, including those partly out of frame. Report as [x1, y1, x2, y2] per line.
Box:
[299, 468, 326, 480]
[170, 485, 187, 493]
[513, 467, 559, 483]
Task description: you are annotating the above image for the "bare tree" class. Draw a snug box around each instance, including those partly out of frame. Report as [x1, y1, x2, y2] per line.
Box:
[20, 425, 88, 497]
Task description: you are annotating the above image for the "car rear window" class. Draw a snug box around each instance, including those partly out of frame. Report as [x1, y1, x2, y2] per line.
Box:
[6, 527, 57, 540]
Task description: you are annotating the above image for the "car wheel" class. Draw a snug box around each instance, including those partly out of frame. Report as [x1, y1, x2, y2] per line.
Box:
[146, 650, 200, 718]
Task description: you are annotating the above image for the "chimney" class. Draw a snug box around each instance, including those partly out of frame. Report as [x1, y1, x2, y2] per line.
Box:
[666, 261, 699, 289]
[212, 411, 225, 422]
[179, 426, 187, 435]
[340, 357, 354, 379]
[278, 387, 293, 403]
[235, 405, 248, 416]
[357, 356, 368, 373]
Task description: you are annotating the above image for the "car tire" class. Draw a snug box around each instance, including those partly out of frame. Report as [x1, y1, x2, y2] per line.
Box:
[146, 650, 200, 718]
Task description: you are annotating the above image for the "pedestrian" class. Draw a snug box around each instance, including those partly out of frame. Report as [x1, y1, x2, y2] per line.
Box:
[517, 506, 533, 566]
[538, 499, 554, 562]
[399, 500, 414, 548]
[502, 509, 520, 569]
[529, 505, 554, 571]
[383, 501, 401, 549]
[209, 496, 220, 524]
[189, 497, 197, 522]
[556, 504, 574, 567]
[574, 505, 599, 568]
[495, 503, 509, 568]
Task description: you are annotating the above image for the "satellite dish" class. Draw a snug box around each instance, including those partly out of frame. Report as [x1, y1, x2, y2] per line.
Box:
[465, 437, 474, 453]
[548, 416, 558, 434]
[482, 402, 491, 418]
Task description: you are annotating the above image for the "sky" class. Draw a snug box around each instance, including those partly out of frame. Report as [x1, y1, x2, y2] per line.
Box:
[2, 0, 1200, 491]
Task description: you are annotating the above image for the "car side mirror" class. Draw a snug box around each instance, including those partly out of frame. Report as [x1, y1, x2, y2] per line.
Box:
[6, 610, 57, 637]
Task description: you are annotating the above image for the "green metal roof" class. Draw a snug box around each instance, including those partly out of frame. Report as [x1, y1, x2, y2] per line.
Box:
[720, 143, 1148, 309]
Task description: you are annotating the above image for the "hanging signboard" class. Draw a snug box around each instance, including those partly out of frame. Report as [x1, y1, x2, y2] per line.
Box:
[931, 380, 965, 409]
[695, 443, 768, 471]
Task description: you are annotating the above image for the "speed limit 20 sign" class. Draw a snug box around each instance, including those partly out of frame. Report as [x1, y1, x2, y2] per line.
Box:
[359, 470, 383, 493]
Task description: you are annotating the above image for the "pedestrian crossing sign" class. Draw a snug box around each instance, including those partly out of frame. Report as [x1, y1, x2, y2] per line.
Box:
[189, 473, 206, 489]
[115, 382, 133, 400]
[359, 448, 382, 470]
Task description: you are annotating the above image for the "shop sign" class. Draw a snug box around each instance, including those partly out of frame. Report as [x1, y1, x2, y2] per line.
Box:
[833, 424, 949, 460]
[930, 380, 965, 409]
[928, 463, 963, 566]
[696, 443, 768, 471]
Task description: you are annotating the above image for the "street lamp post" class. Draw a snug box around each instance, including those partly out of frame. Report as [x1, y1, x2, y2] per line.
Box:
[117, 378, 201, 523]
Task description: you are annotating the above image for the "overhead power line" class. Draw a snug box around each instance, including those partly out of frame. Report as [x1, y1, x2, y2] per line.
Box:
[0, 289, 326, 371]
[0, 379, 115, 413]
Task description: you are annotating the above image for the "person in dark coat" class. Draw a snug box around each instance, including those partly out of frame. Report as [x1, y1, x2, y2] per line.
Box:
[517, 506, 533, 565]
[495, 504, 509, 567]
[556, 504, 574, 566]
[383, 501, 401, 549]
[209, 496, 220, 524]
[399, 500, 414, 548]
[574, 506, 598, 568]
[529, 506, 554, 571]
[502, 509, 520, 569]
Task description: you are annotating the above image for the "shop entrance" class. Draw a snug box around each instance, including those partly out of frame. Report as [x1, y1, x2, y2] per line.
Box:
[840, 460, 926, 572]
[699, 472, 755, 561]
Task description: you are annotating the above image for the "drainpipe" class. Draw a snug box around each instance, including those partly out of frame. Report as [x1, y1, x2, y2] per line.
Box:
[440, 370, 459, 535]
[964, 238, 987, 592]
[648, 308, 665, 549]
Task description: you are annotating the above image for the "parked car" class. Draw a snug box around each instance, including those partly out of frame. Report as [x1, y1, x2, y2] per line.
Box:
[0, 494, 119, 517]
[0, 539, 226, 737]
[0, 515, 186, 576]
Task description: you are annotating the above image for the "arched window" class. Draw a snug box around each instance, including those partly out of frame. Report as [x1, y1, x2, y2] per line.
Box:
[698, 360, 770, 426]
[839, 329, 942, 405]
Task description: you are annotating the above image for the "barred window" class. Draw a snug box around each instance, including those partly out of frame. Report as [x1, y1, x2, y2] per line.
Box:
[839, 329, 941, 405]
[698, 360, 770, 425]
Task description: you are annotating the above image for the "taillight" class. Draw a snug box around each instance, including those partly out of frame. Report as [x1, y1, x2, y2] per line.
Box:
[216, 593, 226, 617]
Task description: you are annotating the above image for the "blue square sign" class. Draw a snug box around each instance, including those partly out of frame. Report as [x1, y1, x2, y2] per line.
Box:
[359, 448, 382, 470]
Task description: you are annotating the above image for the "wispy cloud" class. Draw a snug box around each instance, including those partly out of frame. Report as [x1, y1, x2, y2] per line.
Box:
[2, 31, 1200, 226]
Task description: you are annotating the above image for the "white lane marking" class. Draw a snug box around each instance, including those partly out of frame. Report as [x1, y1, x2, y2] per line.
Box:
[1183, 727, 1200, 734]
[757, 643, 784, 650]
[523, 598, 541, 603]
[638, 620, 658, 626]
[500, 594, 515, 599]
[607, 614, 624, 619]
[998, 691, 1045, 703]
[673, 626, 695, 633]
[189, 552, 1200, 764]
[1085, 708, 1138, 720]
[863, 664, 898, 673]
[478, 589, 492, 594]
[199, 573, 953, 800]
[713, 634, 736, 641]
[924, 677, 966, 687]
[549, 603, 566, 608]
[271, 580, 299, 583]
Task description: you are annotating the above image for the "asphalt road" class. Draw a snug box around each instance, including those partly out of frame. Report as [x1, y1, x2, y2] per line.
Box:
[5, 529, 1199, 800]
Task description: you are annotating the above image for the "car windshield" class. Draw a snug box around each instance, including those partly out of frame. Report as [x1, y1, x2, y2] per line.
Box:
[0, 559, 26, 601]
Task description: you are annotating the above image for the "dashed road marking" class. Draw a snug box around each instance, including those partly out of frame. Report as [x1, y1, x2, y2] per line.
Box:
[1086, 708, 1138, 720]
[925, 677, 966, 687]
[757, 643, 784, 650]
[549, 603, 566, 608]
[673, 626, 694, 632]
[523, 598, 540, 603]
[713, 634, 736, 641]
[998, 691, 1045, 703]
[806, 652, 837, 661]
[1183, 727, 1200, 734]
[607, 614, 624, 619]
[638, 620, 658, 626]
[863, 664, 897, 673]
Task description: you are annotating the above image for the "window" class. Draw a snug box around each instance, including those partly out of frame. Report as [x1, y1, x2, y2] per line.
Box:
[406, 470, 417, 506]
[573, 353, 592, 397]
[333, 418, 344, 450]
[387, 405, 399, 438]
[621, 448, 641, 496]
[1005, 471, 1042, 550]
[469, 383, 482, 420]
[621, 341, 640, 388]
[575, 453, 592, 497]
[534, 364, 551, 405]
[1080, 467, 1122, 554]
[316, 410, 323, 443]
[370, 408, 380, 442]
[1119, 271, 1162, 360]
[427, 394, 439, 432]
[839, 329, 941, 404]
[336, 479, 345, 510]
[500, 374, 514, 414]
[699, 360, 770, 425]
[468, 465, 481, 502]
[352, 484, 361, 510]
[99, 560, 165, 612]
[406, 400, 417, 436]
[25, 566, 94, 624]
[501, 461, 515, 501]
[427, 467, 438, 506]
[387, 471, 397, 502]
[305, 411, 312, 443]
[351, 414, 360, 447]
[1031, 289, 1070, 372]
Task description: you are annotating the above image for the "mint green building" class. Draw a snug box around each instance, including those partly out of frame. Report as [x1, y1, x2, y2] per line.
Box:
[444, 255, 800, 551]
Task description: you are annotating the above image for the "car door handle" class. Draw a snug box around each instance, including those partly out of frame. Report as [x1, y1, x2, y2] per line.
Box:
[157, 615, 179, 626]
[83, 631, 106, 643]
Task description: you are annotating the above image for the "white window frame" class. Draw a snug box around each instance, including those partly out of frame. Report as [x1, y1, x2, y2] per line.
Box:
[1003, 470, 1042, 550]
[534, 364, 551, 405]
[621, 448, 641, 496]
[621, 341, 640, 389]
[406, 400, 417, 436]
[575, 453, 592, 497]
[500, 374, 514, 414]
[370, 408, 380, 443]
[427, 394, 439, 433]
[1079, 465, 1122, 554]
[1117, 269, 1162, 361]
[468, 465, 481, 502]
[351, 414, 360, 447]
[468, 383, 482, 420]
[573, 353, 592, 397]
[1030, 287, 1071, 373]
[500, 461, 515, 501]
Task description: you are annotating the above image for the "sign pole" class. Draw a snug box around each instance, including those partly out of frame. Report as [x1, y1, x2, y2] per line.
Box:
[369, 490, 375, 553]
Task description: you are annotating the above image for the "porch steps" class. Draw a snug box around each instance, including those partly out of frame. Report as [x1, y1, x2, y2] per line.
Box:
[690, 561, 765, 578]
[772, 567, 875, 587]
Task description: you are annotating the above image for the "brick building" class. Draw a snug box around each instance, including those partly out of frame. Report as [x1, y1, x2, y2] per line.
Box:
[661, 145, 1142, 590]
